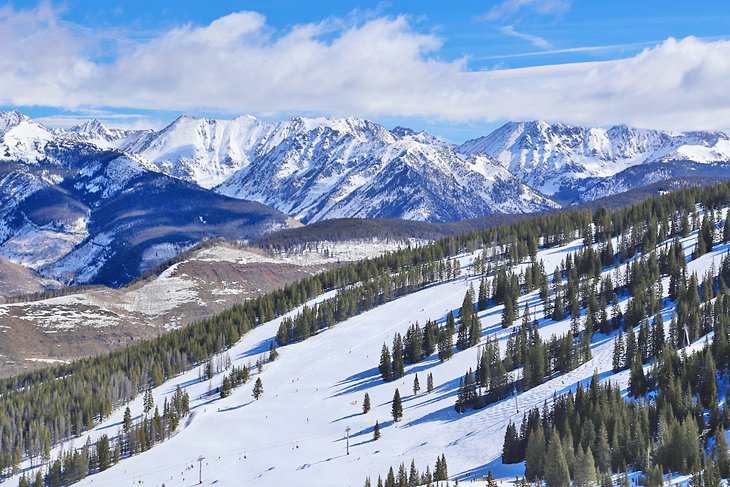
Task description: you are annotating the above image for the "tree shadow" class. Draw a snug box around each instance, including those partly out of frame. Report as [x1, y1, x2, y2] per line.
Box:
[331, 411, 363, 424]
[457, 457, 525, 482]
[330, 366, 382, 397]
[168, 375, 203, 393]
[236, 338, 273, 360]
[218, 400, 254, 412]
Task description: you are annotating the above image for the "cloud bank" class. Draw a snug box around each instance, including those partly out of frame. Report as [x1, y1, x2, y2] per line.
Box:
[1, 4, 729, 131]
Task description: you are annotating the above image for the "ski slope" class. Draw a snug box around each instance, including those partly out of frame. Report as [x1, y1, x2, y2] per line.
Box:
[6, 214, 727, 487]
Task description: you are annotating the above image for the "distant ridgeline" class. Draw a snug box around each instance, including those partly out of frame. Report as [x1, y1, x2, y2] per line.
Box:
[2, 181, 730, 484]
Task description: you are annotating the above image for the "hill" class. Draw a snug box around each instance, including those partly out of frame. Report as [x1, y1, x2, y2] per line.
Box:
[4, 182, 730, 486]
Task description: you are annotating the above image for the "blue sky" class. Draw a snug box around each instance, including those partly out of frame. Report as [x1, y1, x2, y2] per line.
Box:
[2, 0, 730, 141]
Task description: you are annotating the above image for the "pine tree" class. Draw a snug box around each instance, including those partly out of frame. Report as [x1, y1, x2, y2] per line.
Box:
[143, 388, 154, 414]
[612, 333, 625, 372]
[625, 328, 637, 368]
[501, 298, 515, 328]
[715, 428, 730, 478]
[123, 406, 132, 434]
[408, 459, 419, 487]
[629, 357, 647, 398]
[252, 377, 263, 400]
[524, 426, 546, 481]
[478, 279, 489, 311]
[543, 432, 570, 487]
[427, 372, 434, 393]
[392, 334, 405, 379]
[437, 328, 453, 361]
[502, 421, 520, 464]
[379, 344, 393, 381]
[552, 292, 565, 321]
[434, 454, 448, 481]
[574, 447, 597, 487]
[724, 215, 730, 243]
[652, 313, 665, 357]
[392, 389, 403, 423]
[413, 374, 420, 395]
[593, 424, 611, 473]
[268, 341, 278, 362]
[373, 420, 381, 440]
[363, 393, 371, 414]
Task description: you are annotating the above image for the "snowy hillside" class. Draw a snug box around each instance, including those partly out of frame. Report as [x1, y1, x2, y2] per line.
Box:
[9, 192, 730, 486]
[459, 121, 730, 200]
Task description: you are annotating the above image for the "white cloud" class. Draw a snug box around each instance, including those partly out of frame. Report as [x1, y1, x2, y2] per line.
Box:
[1, 6, 730, 132]
[499, 25, 551, 49]
[484, 0, 572, 21]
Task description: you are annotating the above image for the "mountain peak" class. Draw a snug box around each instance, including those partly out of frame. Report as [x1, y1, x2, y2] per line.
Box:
[69, 119, 112, 137]
[0, 110, 32, 134]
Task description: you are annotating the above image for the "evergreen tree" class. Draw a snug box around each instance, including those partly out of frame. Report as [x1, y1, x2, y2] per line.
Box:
[427, 373, 434, 393]
[392, 334, 405, 379]
[437, 328, 454, 361]
[552, 292, 565, 321]
[373, 420, 381, 440]
[593, 424, 611, 473]
[524, 426, 546, 481]
[629, 357, 647, 398]
[574, 447, 597, 487]
[625, 328, 637, 368]
[252, 377, 263, 400]
[478, 279, 489, 311]
[502, 421, 521, 464]
[715, 429, 730, 478]
[268, 341, 278, 362]
[379, 344, 393, 382]
[652, 313, 665, 357]
[392, 389, 403, 423]
[143, 388, 154, 414]
[408, 459, 419, 487]
[501, 298, 516, 329]
[543, 432, 570, 487]
[612, 333, 625, 372]
[363, 393, 371, 414]
[413, 374, 421, 395]
[434, 454, 448, 481]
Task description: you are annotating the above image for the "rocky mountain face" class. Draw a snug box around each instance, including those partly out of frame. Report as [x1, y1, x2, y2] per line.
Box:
[0, 112, 298, 286]
[107, 115, 555, 222]
[2, 109, 730, 285]
[458, 120, 730, 202]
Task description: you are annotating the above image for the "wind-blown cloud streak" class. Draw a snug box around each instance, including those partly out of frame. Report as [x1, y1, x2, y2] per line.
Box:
[1, 5, 730, 131]
[498, 25, 551, 49]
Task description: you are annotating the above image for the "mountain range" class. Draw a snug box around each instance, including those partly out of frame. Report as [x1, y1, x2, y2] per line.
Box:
[2, 109, 730, 285]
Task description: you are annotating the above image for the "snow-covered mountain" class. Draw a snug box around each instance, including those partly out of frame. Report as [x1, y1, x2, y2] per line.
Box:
[0, 113, 298, 286]
[0, 110, 55, 163]
[3, 110, 730, 285]
[109, 114, 556, 222]
[459, 121, 730, 201]
[60, 119, 151, 149]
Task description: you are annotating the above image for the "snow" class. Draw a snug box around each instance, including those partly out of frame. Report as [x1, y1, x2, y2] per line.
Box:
[0, 222, 89, 270]
[11, 228, 723, 487]
[458, 120, 730, 196]
[26, 357, 70, 364]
